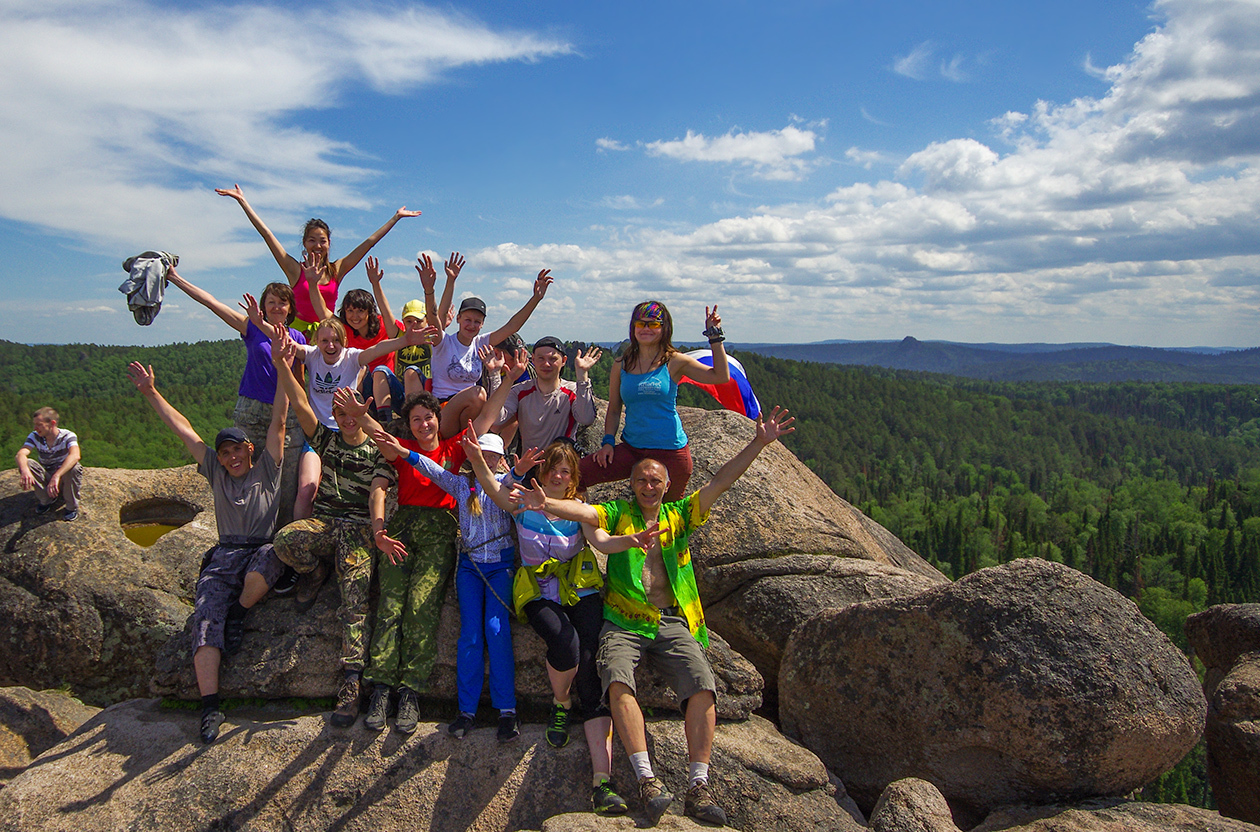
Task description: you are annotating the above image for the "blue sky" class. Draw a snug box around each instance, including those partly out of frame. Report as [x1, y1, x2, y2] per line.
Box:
[2, 0, 1258, 347]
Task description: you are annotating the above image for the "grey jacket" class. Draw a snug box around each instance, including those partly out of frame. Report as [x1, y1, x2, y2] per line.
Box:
[119, 251, 178, 326]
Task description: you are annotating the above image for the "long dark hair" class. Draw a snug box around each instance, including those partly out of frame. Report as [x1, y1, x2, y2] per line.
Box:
[339, 289, 381, 339]
[620, 300, 675, 373]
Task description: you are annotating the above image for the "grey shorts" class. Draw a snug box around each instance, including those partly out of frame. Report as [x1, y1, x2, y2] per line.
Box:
[597, 616, 716, 710]
[191, 543, 284, 652]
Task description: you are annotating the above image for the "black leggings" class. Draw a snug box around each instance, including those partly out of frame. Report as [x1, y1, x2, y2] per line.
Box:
[524, 593, 608, 718]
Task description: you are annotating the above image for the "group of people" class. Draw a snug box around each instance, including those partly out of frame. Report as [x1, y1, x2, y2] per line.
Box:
[29, 185, 797, 827]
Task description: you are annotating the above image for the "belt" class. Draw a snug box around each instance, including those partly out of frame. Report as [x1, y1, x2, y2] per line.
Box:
[657, 605, 679, 617]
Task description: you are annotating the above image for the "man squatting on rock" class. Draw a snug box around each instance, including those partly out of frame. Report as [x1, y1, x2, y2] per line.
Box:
[512, 405, 796, 827]
[127, 359, 289, 745]
[15, 406, 83, 521]
[269, 328, 398, 728]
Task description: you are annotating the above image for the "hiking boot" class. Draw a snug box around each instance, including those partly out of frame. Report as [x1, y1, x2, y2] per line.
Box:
[272, 566, 299, 596]
[685, 781, 727, 826]
[592, 780, 629, 815]
[395, 687, 419, 734]
[293, 560, 329, 612]
[638, 776, 673, 827]
[364, 684, 390, 731]
[497, 712, 520, 743]
[545, 702, 570, 748]
[200, 708, 225, 744]
[448, 712, 475, 738]
[62, 509, 78, 522]
[331, 676, 362, 728]
[223, 613, 246, 655]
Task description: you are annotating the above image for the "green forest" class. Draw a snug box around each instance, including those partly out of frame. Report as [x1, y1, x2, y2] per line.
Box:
[4, 338, 1254, 808]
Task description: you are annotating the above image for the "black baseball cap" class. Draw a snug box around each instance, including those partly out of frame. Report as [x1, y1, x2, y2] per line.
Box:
[214, 427, 250, 450]
[458, 297, 487, 316]
[533, 336, 565, 354]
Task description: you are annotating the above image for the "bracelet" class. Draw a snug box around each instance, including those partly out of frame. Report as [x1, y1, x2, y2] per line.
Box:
[602, 434, 615, 447]
[708, 335, 725, 345]
[703, 324, 724, 341]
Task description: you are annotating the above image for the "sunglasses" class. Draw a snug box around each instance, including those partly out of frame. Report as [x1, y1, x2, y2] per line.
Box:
[634, 320, 663, 329]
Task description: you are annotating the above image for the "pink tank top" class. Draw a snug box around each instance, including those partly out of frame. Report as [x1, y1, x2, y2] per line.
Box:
[293, 268, 339, 324]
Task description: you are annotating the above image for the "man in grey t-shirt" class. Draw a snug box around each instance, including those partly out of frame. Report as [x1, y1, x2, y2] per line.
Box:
[128, 361, 288, 745]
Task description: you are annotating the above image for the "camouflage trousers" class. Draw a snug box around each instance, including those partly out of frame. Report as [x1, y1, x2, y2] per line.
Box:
[364, 505, 457, 692]
[273, 515, 375, 672]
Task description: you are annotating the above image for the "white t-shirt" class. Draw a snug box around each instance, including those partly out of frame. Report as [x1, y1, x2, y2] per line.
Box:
[299, 345, 364, 427]
[431, 332, 493, 399]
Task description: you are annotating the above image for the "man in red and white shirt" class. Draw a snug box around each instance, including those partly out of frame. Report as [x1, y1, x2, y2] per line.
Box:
[495, 337, 601, 453]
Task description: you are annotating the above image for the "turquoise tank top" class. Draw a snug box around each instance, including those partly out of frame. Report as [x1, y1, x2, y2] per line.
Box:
[620, 362, 687, 450]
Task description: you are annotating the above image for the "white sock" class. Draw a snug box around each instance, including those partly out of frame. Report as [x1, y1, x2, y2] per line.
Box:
[689, 762, 709, 787]
[630, 751, 654, 781]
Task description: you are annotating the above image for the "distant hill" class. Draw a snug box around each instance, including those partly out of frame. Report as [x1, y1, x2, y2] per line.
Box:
[739, 337, 1260, 383]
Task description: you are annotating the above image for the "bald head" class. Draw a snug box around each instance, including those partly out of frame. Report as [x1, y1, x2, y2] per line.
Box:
[630, 458, 670, 509]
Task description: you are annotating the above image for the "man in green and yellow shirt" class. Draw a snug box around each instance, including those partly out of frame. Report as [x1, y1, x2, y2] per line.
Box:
[513, 406, 795, 827]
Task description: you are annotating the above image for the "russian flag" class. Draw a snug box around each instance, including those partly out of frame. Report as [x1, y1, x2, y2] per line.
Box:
[680, 351, 761, 419]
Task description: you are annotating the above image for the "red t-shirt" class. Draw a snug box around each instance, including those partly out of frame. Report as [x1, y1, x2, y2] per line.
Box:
[347, 317, 403, 373]
[393, 433, 467, 509]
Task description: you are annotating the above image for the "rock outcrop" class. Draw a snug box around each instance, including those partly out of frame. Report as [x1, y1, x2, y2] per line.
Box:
[0, 466, 214, 704]
[0, 699, 859, 832]
[1186, 604, 1260, 825]
[703, 555, 940, 696]
[868, 778, 961, 832]
[974, 799, 1260, 832]
[779, 558, 1206, 815]
[0, 686, 99, 785]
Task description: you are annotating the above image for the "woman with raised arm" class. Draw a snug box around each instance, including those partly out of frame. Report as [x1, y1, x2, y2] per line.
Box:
[215, 183, 421, 336]
[165, 268, 307, 528]
[465, 434, 628, 816]
[579, 300, 729, 501]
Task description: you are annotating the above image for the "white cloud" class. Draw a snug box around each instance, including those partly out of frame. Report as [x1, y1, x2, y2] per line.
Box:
[893, 41, 935, 80]
[601, 195, 664, 210]
[456, 0, 1260, 346]
[845, 147, 894, 169]
[644, 125, 819, 180]
[596, 137, 630, 152]
[0, 1, 571, 267]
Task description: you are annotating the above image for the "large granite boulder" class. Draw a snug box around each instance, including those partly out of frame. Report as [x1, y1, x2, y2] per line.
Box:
[0, 466, 213, 704]
[779, 558, 1205, 815]
[974, 799, 1260, 832]
[703, 555, 940, 696]
[0, 686, 99, 785]
[1186, 604, 1260, 825]
[150, 588, 763, 720]
[868, 778, 961, 832]
[0, 699, 858, 832]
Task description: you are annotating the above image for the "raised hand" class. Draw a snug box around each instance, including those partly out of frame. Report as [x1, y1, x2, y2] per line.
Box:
[755, 406, 796, 446]
[479, 343, 506, 375]
[503, 346, 529, 380]
[513, 446, 545, 478]
[369, 427, 406, 458]
[301, 247, 327, 275]
[533, 269, 553, 300]
[366, 255, 384, 285]
[626, 522, 663, 550]
[333, 387, 371, 419]
[402, 324, 439, 347]
[460, 419, 484, 462]
[575, 345, 602, 373]
[127, 361, 157, 396]
[415, 253, 437, 294]
[240, 292, 264, 326]
[395, 207, 422, 220]
[508, 480, 547, 512]
[705, 304, 722, 331]
[445, 252, 465, 282]
[214, 183, 245, 201]
[271, 327, 297, 365]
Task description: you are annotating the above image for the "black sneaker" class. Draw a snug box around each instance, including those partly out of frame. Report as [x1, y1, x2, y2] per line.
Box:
[448, 712, 475, 738]
[545, 702, 571, 748]
[272, 566, 299, 596]
[592, 780, 629, 815]
[331, 675, 362, 728]
[223, 614, 246, 655]
[62, 509, 78, 522]
[497, 712, 520, 743]
[638, 776, 673, 827]
[200, 708, 225, 744]
[684, 781, 727, 826]
[395, 687, 419, 734]
[34, 502, 53, 515]
[364, 684, 390, 731]
[293, 560, 330, 612]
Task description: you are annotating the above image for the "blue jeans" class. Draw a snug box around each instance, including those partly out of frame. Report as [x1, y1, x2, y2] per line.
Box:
[455, 556, 516, 714]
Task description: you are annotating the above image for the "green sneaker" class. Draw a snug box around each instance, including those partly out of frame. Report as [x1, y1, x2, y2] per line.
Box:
[545, 702, 571, 748]
[592, 780, 628, 815]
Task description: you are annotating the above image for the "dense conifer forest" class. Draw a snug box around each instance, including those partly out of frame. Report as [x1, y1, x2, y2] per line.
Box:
[5, 338, 1254, 807]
